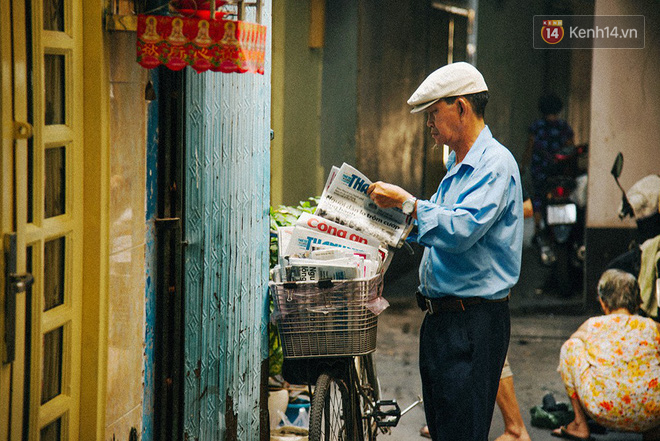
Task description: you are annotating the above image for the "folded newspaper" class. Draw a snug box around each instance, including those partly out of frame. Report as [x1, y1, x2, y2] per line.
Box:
[272, 163, 413, 284]
[315, 163, 414, 248]
[284, 227, 381, 262]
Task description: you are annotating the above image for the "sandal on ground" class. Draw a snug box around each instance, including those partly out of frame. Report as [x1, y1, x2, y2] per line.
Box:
[420, 425, 431, 438]
[551, 425, 591, 441]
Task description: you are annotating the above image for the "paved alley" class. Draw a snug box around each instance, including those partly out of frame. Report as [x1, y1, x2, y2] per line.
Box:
[374, 302, 641, 440]
[374, 217, 643, 440]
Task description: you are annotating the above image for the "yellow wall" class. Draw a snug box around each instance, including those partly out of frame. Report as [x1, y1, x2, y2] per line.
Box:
[587, 0, 660, 228]
[80, 1, 112, 439]
[271, 0, 325, 206]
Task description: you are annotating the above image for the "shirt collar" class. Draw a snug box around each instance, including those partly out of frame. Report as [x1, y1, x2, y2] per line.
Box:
[445, 126, 492, 174]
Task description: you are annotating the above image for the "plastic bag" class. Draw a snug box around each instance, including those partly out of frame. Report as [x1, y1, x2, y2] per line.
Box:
[366, 295, 390, 315]
[291, 406, 309, 429]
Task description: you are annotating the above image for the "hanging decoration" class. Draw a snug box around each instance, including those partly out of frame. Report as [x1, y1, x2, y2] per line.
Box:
[136, 11, 266, 74]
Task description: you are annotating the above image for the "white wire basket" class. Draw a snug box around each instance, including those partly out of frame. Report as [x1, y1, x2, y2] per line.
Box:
[270, 274, 383, 358]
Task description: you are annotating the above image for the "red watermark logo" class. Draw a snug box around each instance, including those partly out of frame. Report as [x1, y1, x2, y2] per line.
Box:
[541, 19, 564, 44]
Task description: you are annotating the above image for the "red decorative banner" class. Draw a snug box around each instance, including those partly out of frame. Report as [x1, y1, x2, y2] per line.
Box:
[137, 14, 266, 74]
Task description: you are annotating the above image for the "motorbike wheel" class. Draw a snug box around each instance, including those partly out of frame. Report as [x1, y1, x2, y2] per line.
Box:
[555, 243, 572, 298]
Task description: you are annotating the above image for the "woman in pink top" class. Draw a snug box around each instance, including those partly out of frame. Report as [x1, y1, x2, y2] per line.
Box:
[553, 269, 660, 441]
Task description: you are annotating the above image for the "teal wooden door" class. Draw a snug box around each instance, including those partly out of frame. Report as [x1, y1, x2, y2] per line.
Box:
[182, 4, 272, 440]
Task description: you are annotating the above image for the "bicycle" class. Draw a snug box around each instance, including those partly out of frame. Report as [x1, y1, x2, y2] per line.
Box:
[307, 353, 403, 441]
[270, 274, 417, 440]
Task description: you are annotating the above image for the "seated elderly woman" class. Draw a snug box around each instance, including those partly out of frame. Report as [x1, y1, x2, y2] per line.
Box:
[552, 269, 660, 441]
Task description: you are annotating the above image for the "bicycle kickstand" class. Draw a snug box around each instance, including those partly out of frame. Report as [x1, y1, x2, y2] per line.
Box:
[399, 396, 423, 418]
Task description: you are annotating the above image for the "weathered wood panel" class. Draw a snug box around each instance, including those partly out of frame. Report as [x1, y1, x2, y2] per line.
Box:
[356, 1, 430, 196]
[183, 3, 272, 439]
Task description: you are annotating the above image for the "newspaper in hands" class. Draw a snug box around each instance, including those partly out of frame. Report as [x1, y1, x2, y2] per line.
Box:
[316, 163, 414, 248]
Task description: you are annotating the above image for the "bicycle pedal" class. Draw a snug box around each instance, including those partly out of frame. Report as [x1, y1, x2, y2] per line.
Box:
[374, 399, 401, 427]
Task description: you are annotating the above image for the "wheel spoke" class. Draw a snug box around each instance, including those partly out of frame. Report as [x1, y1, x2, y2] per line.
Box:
[355, 356, 378, 440]
[310, 371, 352, 441]
[309, 358, 381, 441]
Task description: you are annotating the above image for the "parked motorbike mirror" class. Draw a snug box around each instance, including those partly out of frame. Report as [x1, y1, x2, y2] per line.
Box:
[610, 152, 623, 179]
[619, 194, 635, 219]
[611, 153, 635, 219]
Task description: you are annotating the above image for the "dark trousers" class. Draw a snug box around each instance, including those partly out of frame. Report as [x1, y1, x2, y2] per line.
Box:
[419, 300, 510, 441]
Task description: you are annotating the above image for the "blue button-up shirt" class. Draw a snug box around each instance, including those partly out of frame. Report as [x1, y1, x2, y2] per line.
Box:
[411, 126, 523, 300]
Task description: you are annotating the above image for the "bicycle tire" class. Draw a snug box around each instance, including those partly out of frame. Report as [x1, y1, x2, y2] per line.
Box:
[309, 371, 355, 441]
[355, 354, 379, 440]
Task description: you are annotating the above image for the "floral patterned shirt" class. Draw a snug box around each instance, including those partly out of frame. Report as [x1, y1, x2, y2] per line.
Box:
[559, 314, 660, 431]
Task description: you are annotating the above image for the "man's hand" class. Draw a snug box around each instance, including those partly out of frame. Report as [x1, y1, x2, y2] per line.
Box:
[523, 198, 533, 219]
[367, 181, 413, 209]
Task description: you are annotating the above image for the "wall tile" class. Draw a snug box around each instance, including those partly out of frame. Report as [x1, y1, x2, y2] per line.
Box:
[109, 81, 147, 255]
[106, 244, 146, 426]
[105, 404, 143, 441]
[106, 31, 148, 438]
[109, 33, 149, 84]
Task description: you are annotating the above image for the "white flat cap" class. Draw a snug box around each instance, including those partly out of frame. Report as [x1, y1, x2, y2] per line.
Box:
[407, 62, 488, 113]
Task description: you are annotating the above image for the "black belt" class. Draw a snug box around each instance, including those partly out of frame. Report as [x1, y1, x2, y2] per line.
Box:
[416, 291, 509, 314]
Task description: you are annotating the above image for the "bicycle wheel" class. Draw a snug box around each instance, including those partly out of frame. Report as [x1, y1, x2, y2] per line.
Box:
[355, 354, 379, 440]
[309, 371, 355, 441]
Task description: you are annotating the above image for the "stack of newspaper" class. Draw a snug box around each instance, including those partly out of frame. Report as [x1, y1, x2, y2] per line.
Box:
[272, 163, 414, 283]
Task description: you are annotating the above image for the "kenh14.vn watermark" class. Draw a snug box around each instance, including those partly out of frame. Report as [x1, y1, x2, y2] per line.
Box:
[534, 15, 645, 49]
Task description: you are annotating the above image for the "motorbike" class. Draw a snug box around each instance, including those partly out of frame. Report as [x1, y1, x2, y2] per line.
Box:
[609, 152, 660, 319]
[537, 144, 587, 298]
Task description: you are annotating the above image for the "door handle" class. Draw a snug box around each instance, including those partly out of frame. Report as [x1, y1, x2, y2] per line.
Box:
[11, 273, 33, 292]
[13, 121, 33, 140]
[3, 233, 34, 364]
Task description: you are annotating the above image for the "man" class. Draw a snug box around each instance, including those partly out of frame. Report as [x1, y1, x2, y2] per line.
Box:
[423, 195, 534, 441]
[367, 62, 524, 441]
[422, 356, 531, 440]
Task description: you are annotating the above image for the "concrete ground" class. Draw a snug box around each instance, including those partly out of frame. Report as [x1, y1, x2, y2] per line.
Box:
[374, 218, 642, 441]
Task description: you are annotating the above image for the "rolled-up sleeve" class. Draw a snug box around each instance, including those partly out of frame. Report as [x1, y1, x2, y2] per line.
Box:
[416, 166, 510, 254]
